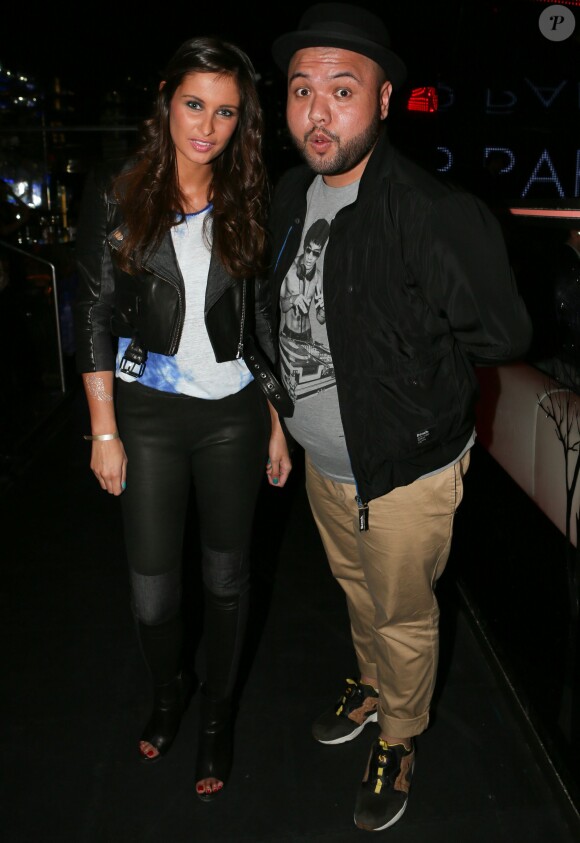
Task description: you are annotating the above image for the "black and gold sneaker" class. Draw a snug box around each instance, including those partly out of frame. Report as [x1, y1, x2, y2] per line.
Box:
[312, 678, 379, 745]
[354, 738, 415, 831]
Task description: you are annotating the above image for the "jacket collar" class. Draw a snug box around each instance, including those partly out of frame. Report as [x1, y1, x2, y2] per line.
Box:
[331, 127, 394, 211]
[108, 223, 237, 310]
[358, 127, 394, 197]
[106, 223, 183, 288]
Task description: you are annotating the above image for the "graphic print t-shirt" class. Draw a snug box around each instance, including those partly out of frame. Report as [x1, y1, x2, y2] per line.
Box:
[280, 176, 359, 483]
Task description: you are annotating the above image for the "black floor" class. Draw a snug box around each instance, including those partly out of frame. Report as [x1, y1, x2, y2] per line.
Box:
[2, 385, 580, 843]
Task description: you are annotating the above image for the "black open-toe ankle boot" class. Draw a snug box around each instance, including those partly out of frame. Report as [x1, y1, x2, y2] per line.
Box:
[139, 670, 193, 764]
[194, 565, 249, 799]
[195, 686, 233, 801]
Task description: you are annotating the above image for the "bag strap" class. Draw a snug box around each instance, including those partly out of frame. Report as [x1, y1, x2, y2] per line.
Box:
[243, 335, 294, 417]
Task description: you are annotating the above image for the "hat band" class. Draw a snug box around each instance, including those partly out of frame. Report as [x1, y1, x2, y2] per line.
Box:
[304, 19, 390, 48]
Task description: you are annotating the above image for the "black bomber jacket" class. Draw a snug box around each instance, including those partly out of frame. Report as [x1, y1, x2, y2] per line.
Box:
[73, 163, 275, 375]
[267, 130, 533, 503]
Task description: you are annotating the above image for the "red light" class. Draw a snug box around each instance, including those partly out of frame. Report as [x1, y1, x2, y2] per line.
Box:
[406, 86, 439, 113]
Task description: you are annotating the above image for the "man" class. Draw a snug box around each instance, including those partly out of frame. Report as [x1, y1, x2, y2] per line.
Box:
[267, 2, 532, 833]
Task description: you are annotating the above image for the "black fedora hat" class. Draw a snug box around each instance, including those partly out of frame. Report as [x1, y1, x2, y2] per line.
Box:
[272, 2, 407, 90]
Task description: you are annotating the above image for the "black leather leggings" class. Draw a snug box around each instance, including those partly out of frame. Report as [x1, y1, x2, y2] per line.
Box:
[116, 378, 270, 695]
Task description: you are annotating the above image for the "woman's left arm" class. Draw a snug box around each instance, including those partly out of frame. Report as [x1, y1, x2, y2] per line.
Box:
[265, 402, 292, 488]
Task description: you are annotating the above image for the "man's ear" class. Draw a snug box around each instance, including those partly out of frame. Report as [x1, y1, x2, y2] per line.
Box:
[159, 80, 166, 92]
[380, 81, 393, 121]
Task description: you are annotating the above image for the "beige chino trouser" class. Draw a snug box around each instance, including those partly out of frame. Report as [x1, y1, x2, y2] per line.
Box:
[305, 450, 470, 738]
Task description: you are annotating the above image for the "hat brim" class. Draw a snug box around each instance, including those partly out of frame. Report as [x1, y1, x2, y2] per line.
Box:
[272, 31, 407, 90]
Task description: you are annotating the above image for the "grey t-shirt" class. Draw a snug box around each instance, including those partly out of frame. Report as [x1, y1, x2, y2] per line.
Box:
[280, 176, 359, 483]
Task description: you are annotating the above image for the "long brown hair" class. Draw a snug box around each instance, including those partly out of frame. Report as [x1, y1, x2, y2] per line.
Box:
[113, 36, 269, 278]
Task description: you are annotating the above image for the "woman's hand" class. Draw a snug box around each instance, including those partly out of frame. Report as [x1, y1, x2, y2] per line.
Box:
[266, 404, 292, 488]
[266, 445, 292, 488]
[90, 438, 128, 496]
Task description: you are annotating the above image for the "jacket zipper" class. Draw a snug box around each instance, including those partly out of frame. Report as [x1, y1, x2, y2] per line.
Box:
[236, 278, 246, 359]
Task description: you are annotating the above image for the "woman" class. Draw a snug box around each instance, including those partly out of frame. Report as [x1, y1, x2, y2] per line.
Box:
[73, 36, 291, 801]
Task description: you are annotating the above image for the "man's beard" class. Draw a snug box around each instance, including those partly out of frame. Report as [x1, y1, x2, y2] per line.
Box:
[291, 112, 382, 175]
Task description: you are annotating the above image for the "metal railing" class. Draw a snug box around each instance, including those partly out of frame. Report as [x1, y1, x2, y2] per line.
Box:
[0, 239, 67, 394]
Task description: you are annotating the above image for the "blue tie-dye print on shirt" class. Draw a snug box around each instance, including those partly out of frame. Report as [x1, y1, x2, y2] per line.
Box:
[117, 337, 185, 393]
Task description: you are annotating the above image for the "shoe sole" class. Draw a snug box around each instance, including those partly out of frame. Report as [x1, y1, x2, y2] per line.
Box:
[314, 711, 378, 745]
[354, 800, 408, 831]
[354, 759, 415, 831]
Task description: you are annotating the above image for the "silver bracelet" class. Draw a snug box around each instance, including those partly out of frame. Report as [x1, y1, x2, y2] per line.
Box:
[83, 432, 120, 441]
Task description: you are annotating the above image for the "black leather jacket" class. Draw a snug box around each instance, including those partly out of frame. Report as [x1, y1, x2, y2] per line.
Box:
[73, 163, 275, 374]
[267, 130, 532, 502]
